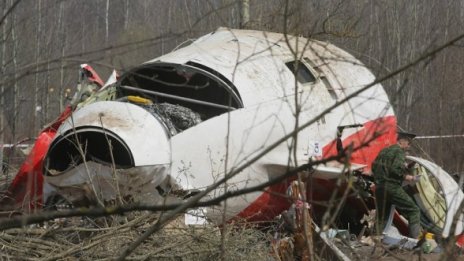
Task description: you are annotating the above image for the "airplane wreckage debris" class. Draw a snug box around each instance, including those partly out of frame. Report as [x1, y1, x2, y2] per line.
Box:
[1, 28, 464, 259]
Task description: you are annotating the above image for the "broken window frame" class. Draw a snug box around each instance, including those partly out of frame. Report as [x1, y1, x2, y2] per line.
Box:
[302, 57, 338, 100]
[117, 62, 243, 121]
[285, 58, 338, 100]
[285, 59, 317, 85]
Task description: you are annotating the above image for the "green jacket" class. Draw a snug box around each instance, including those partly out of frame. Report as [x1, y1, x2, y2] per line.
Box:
[372, 144, 407, 186]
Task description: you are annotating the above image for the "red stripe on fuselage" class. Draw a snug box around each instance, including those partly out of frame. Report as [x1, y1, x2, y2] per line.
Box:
[236, 116, 397, 222]
[1, 106, 72, 212]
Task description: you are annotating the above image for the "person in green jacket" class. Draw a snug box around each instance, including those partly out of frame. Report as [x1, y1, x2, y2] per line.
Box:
[373, 131, 422, 238]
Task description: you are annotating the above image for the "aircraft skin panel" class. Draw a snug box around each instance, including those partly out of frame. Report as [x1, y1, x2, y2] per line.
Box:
[407, 156, 464, 237]
[232, 115, 396, 222]
[171, 90, 369, 190]
[57, 101, 171, 166]
[323, 115, 397, 169]
[412, 165, 446, 229]
[155, 28, 393, 112]
[171, 95, 308, 223]
[302, 40, 395, 129]
[51, 27, 398, 223]
[45, 162, 170, 206]
[171, 87, 397, 222]
[4, 131, 52, 211]
[156, 43, 292, 106]
[1, 106, 74, 211]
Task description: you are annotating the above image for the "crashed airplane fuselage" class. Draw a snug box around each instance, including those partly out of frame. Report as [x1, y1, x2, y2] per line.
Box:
[4, 28, 463, 239]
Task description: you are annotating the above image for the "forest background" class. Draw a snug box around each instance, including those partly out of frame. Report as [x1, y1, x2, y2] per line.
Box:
[0, 0, 462, 175]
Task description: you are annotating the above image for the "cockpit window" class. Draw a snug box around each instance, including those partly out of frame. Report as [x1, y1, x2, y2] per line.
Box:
[117, 62, 242, 122]
[285, 60, 316, 84]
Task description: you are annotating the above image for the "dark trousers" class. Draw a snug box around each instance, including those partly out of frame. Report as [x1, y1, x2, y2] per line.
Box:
[375, 183, 420, 233]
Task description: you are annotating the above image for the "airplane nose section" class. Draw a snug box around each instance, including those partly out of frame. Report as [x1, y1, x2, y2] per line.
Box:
[43, 101, 172, 205]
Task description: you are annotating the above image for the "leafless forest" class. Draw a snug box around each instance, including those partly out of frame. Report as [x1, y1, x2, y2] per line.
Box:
[0, 0, 463, 260]
[0, 0, 462, 174]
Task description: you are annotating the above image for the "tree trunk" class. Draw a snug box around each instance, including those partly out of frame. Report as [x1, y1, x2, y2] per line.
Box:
[105, 0, 109, 44]
[240, 0, 250, 28]
[0, 0, 7, 175]
[10, 0, 18, 142]
[124, 0, 129, 30]
[34, 0, 41, 133]
[58, 1, 66, 112]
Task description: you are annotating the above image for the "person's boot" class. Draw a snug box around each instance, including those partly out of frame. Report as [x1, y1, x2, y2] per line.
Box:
[409, 223, 422, 239]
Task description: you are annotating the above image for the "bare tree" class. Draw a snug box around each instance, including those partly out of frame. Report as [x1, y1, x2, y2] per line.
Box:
[1, 1, 464, 260]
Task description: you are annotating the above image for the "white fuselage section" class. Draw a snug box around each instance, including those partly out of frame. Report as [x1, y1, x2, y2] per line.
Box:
[154, 29, 395, 222]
